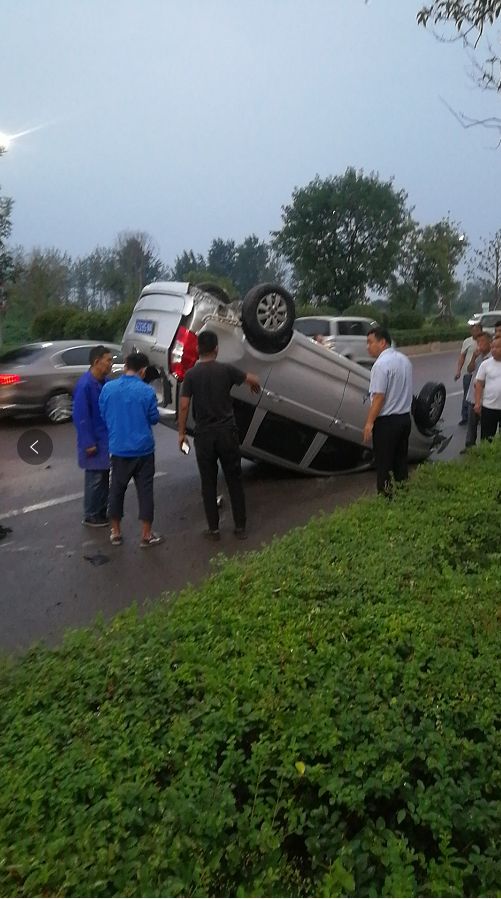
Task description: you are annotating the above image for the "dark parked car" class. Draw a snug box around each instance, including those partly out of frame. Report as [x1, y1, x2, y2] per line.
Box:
[0, 341, 123, 423]
[122, 282, 449, 476]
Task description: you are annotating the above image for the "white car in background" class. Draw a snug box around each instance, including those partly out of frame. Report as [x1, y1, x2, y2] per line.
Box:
[294, 315, 377, 366]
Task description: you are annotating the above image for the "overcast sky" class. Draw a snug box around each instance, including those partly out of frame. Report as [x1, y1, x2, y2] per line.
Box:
[2, 0, 501, 266]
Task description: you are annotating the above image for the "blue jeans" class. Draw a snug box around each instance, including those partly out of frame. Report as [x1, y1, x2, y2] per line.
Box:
[84, 469, 110, 521]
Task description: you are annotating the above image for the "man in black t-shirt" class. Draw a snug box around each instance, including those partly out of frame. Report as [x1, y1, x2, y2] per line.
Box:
[179, 330, 261, 540]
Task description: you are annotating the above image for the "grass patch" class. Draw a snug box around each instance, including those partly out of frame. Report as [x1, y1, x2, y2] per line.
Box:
[1, 443, 501, 896]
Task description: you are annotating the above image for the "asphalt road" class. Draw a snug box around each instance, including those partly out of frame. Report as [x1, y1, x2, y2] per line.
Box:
[0, 350, 465, 654]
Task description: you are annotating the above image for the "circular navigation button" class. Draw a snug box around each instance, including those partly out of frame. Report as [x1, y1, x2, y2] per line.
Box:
[17, 429, 53, 465]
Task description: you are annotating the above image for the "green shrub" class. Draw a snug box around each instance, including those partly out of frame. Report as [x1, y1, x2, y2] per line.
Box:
[1, 443, 501, 896]
[31, 306, 79, 340]
[295, 303, 339, 318]
[393, 326, 469, 347]
[62, 310, 115, 342]
[387, 309, 425, 330]
[342, 301, 387, 324]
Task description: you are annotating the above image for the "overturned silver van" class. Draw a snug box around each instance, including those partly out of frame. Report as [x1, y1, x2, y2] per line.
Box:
[122, 281, 449, 475]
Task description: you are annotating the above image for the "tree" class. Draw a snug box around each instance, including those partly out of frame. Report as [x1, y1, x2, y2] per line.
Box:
[388, 219, 467, 318]
[170, 249, 206, 281]
[0, 147, 13, 347]
[468, 230, 501, 307]
[103, 231, 165, 306]
[418, 2, 501, 111]
[207, 238, 237, 280]
[273, 169, 410, 310]
[232, 235, 271, 295]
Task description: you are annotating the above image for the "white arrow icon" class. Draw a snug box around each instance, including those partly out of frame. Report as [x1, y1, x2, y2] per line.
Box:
[30, 439, 39, 454]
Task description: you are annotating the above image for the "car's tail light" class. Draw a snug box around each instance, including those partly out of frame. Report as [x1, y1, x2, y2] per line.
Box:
[169, 326, 198, 381]
[0, 374, 21, 387]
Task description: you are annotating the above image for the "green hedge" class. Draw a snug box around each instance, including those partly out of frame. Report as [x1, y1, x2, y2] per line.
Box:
[393, 326, 468, 347]
[1, 444, 501, 896]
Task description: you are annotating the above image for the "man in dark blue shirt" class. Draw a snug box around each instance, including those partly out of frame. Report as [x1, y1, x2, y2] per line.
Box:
[99, 352, 163, 548]
[73, 345, 113, 527]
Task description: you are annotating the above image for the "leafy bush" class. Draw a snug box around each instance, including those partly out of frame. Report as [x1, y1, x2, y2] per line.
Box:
[31, 306, 79, 340]
[62, 310, 115, 342]
[387, 308, 425, 330]
[393, 326, 468, 346]
[342, 301, 387, 324]
[1, 443, 501, 896]
[295, 303, 339, 318]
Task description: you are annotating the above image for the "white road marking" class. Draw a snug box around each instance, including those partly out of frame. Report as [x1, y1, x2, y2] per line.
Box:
[446, 390, 463, 398]
[0, 472, 168, 522]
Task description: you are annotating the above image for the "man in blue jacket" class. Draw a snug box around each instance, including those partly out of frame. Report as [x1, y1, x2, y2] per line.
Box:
[99, 352, 163, 548]
[73, 345, 113, 527]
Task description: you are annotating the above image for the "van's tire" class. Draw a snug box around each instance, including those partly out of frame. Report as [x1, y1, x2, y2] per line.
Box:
[412, 382, 446, 432]
[195, 282, 232, 305]
[241, 283, 295, 354]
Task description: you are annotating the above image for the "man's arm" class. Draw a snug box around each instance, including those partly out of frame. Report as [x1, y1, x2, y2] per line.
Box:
[147, 388, 160, 425]
[455, 349, 467, 380]
[363, 394, 385, 445]
[467, 349, 480, 374]
[245, 372, 261, 394]
[474, 378, 485, 416]
[74, 382, 97, 455]
[178, 395, 191, 450]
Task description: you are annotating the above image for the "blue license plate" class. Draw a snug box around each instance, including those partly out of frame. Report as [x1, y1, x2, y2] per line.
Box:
[134, 319, 155, 336]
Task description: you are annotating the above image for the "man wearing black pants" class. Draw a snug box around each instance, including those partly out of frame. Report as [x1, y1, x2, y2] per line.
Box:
[363, 326, 413, 496]
[99, 352, 163, 548]
[178, 330, 260, 540]
[474, 336, 501, 440]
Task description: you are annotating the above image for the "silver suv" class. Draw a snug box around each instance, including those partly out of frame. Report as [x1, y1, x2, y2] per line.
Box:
[122, 281, 449, 476]
[294, 315, 377, 366]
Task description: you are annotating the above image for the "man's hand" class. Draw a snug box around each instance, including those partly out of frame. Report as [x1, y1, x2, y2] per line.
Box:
[178, 433, 187, 453]
[474, 404, 481, 416]
[85, 445, 97, 456]
[246, 373, 261, 394]
[454, 372, 461, 381]
[363, 422, 373, 445]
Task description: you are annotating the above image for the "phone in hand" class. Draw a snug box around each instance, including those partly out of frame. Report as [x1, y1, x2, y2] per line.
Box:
[181, 440, 190, 455]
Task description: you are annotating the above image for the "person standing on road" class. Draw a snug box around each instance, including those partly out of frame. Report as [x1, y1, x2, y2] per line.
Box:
[474, 336, 501, 441]
[454, 323, 483, 425]
[460, 333, 492, 453]
[73, 345, 113, 527]
[99, 352, 163, 548]
[178, 330, 261, 541]
[363, 326, 413, 496]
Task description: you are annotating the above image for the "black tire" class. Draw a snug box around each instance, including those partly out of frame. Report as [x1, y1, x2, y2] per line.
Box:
[241, 283, 295, 354]
[195, 282, 232, 305]
[45, 391, 73, 424]
[412, 381, 446, 432]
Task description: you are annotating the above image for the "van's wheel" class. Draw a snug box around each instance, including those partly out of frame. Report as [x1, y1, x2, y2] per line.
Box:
[195, 282, 232, 304]
[46, 391, 73, 424]
[241, 283, 295, 354]
[412, 382, 446, 432]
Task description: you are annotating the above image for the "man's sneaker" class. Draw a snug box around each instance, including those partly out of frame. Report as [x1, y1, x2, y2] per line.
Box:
[458, 420, 468, 426]
[82, 517, 109, 528]
[110, 531, 123, 546]
[140, 533, 164, 548]
[234, 527, 248, 540]
[203, 529, 221, 541]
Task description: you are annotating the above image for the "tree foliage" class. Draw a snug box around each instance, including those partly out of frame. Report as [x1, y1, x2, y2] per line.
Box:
[418, 1, 501, 96]
[273, 169, 410, 310]
[468, 229, 501, 307]
[388, 219, 467, 320]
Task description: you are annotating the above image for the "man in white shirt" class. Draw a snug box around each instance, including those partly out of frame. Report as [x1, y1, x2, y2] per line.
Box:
[455, 323, 483, 425]
[363, 326, 413, 495]
[474, 336, 501, 440]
